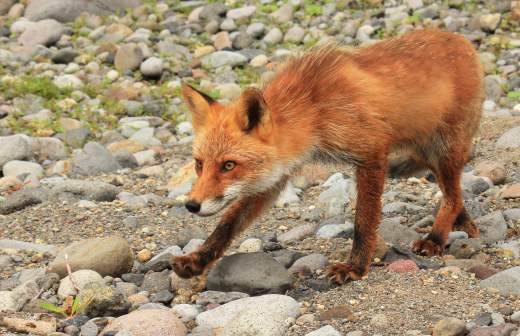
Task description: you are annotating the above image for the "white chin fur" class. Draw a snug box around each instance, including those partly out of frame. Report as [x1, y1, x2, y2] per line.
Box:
[198, 199, 228, 217]
[197, 185, 242, 217]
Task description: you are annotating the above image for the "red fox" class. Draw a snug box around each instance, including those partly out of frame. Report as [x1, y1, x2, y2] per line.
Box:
[172, 30, 484, 284]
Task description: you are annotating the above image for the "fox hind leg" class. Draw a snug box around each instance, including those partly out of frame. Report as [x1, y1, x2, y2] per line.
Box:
[453, 207, 480, 238]
[327, 165, 386, 284]
[413, 150, 466, 256]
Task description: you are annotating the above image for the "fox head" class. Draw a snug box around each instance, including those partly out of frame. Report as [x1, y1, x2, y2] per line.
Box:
[181, 84, 282, 216]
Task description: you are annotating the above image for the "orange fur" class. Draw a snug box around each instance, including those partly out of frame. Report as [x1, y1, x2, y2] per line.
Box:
[172, 30, 483, 283]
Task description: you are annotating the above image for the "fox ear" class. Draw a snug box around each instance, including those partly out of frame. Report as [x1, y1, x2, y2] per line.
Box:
[236, 88, 270, 134]
[181, 84, 216, 133]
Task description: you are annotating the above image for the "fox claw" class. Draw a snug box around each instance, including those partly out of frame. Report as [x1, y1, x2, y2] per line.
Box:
[412, 239, 443, 256]
[171, 253, 206, 279]
[326, 263, 363, 285]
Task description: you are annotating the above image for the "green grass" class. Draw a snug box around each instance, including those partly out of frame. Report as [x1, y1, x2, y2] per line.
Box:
[0, 76, 72, 100]
[507, 91, 520, 99]
[304, 3, 323, 16]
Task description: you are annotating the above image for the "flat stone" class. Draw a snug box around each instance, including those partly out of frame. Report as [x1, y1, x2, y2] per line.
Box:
[206, 252, 293, 295]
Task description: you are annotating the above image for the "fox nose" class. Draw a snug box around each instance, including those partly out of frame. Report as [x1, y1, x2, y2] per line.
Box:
[185, 201, 201, 213]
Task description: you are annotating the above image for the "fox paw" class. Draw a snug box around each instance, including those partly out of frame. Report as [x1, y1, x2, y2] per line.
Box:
[326, 263, 364, 285]
[171, 253, 206, 279]
[412, 238, 443, 256]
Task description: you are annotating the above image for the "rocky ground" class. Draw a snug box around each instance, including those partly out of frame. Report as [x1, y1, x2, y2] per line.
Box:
[1, 0, 520, 335]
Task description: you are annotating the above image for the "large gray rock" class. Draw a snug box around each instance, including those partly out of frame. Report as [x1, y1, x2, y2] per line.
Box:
[0, 135, 32, 168]
[25, 0, 140, 22]
[379, 217, 421, 246]
[195, 294, 300, 336]
[50, 179, 120, 201]
[480, 266, 520, 296]
[72, 142, 121, 175]
[18, 19, 65, 46]
[475, 211, 507, 244]
[496, 126, 520, 149]
[206, 252, 293, 295]
[48, 236, 133, 278]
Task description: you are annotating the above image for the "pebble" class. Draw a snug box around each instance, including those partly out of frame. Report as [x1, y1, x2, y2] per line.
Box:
[306, 325, 342, 336]
[288, 253, 328, 274]
[238, 238, 263, 253]
[316, 223, 354, 239]
[388, 259, 420, 273]
[278, 223, 317, 242]
[140, 57, 163, 78]
[432, 317, 467, 336]
[172, 304, 201, 322]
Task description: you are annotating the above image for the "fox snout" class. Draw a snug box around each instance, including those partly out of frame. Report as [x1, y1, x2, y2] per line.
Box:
[185, 200, 201, 214]
[185, 197, 232, 217]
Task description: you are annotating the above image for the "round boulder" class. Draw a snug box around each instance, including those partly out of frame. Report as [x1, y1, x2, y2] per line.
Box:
[48, 236, 133, 278]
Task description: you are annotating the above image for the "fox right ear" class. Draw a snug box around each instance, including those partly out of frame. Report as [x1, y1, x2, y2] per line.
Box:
[181, 84, 216, 133]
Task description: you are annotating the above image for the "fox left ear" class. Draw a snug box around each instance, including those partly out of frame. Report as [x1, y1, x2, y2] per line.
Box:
[236, 88, 271, 134]
[181, 84, 216, 134]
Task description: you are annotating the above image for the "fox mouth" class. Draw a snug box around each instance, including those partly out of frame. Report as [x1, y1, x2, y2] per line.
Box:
[197, 194, 238, 217]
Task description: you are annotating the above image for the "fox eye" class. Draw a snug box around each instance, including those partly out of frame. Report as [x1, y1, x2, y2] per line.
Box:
[195, 159, 203, 171]
[222, 161, 236, 172]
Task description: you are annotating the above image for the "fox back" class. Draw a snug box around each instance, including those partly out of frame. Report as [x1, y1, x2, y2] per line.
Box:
[181, 29, 483, 215]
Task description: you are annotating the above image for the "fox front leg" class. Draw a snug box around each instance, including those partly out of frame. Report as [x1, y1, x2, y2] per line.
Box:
[171, 190, 279, 279]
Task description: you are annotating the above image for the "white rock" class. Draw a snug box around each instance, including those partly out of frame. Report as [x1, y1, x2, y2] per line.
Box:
[140, 57, 163, 78]
[2, 160, 43, 178]
[176, 121, 193, 136]
[226, 6, 256, 20]
[134, 150, 157, 166]
[195, 294, 300, 336]
[53, 74, 83, 89]
[172, 304, 201, 322]
[306, 325, 342, 336]
[0, 291, 16, 311]
[57, 270, 104, 298]
[106, 70, 119, 82]
[238, 238, 263, 253]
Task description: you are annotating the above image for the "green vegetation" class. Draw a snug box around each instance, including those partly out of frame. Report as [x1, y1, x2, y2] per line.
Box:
[0, 76, 72, 100]
[507, 91, 520, 100]
[40, 296, 90, 319]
